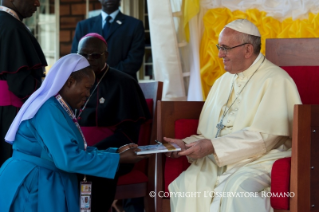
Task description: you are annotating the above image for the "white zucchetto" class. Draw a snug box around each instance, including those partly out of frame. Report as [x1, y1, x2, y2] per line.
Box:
[225, 19, 261, 37]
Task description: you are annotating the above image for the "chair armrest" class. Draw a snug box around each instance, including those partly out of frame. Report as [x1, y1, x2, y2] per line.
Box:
[155, 101, 204, 211]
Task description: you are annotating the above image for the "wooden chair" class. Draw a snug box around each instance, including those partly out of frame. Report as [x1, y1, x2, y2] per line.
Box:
[113, 81, 163, 212]
[266, 38, 319, 212]
[155, 38, 319, 212]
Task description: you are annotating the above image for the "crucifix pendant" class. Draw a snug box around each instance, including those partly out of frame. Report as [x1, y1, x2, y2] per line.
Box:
[215, 121, 225, 138]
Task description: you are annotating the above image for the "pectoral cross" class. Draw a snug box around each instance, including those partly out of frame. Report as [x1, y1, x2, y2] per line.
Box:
[215, 120, 225, 138]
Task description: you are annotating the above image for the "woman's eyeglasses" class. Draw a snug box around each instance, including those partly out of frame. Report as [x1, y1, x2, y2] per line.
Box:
[78, 52, 105, 59]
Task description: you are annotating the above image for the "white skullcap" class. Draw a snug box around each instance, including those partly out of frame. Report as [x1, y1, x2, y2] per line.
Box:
[225, 19, 261, 37]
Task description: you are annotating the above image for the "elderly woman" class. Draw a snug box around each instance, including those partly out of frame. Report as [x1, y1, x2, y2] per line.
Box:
[0, 54, 146, 211]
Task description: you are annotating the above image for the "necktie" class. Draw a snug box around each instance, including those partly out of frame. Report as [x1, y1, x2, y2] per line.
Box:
[103, 16, 112, 37]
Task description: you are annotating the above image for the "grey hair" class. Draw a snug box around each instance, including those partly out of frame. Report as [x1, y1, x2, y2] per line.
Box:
[237, 33, 261, 55]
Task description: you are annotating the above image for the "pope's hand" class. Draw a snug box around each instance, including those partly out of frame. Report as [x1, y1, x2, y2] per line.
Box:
[178, 139, 214, 159]
[164, 137, 186, 158]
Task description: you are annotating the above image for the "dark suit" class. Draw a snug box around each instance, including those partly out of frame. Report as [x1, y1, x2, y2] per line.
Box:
[71, 12, 145, 81]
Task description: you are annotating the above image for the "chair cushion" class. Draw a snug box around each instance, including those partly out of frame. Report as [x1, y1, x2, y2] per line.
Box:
[175, 119, 199, 139]
[269, 66, 319, 209]
[270, 157, 291, 210]
[117, 170, 148, 185]
[281, 66, 319, 104]
[164, 119, 199, 193]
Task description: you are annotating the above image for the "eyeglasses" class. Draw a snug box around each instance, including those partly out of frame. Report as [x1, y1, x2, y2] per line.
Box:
[78, 52, 105, 59]
[216, 43, 249, 54]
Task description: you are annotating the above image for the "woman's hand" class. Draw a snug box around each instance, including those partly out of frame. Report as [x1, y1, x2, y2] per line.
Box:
[119, 147, 149, 163]
[118, 143, 138, 154]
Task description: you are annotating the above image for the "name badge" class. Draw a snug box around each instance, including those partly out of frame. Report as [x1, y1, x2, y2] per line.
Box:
[80, 181, 92, 212]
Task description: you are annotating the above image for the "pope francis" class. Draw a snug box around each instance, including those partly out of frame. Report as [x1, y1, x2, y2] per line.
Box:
[165, 19, 301, 212]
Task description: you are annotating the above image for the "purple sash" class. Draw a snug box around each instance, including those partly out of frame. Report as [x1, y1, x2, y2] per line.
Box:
[80, 127, 114, 146]
[0, 80, 23, 108]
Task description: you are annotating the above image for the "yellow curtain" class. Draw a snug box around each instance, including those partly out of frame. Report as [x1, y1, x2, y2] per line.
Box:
[200, 8, 319, 99]
[183, 0, 200, 42]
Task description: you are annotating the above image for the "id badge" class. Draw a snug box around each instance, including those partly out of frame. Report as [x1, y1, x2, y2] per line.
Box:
[80, 181, 92, 212]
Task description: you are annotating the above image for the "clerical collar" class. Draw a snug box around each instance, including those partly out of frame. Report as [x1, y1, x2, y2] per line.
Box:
[251, 52, 263, 66]
[0, 6, 20, 21]
[237, 53, 263, 79]
[101, 9, 119, 27]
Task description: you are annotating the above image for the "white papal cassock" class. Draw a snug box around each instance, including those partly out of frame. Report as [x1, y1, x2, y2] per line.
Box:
[169, 53, 301, 212]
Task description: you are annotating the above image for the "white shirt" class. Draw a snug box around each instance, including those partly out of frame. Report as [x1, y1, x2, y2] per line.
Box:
[101, 9, 120, 29]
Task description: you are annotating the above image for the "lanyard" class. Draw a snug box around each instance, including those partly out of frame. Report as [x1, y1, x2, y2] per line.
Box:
[55, 94, 87, 150]
[0, 6, 20, 21]
[55, 94, 93, 210]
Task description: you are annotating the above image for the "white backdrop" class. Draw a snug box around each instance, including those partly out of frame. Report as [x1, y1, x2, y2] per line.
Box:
[147, 0, 187, 100]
